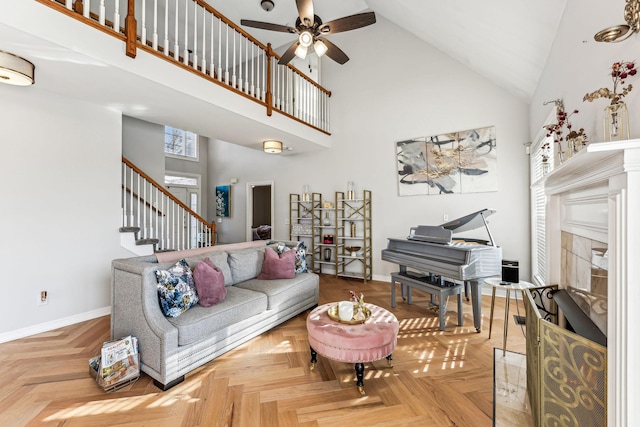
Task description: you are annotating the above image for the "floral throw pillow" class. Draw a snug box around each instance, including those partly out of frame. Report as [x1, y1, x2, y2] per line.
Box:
[294, 241, 307, 273]
[155, 258, 199, 317]
[272, 241, 307, 274]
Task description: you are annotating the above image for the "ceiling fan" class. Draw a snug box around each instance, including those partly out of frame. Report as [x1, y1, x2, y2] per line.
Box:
[241, 0, 376, 65]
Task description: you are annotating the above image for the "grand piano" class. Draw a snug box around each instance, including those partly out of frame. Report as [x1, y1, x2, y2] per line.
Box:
[381, 209, 502, 332]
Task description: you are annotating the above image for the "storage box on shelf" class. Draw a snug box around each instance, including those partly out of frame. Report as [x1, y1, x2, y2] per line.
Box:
[315, 200, 343, 275]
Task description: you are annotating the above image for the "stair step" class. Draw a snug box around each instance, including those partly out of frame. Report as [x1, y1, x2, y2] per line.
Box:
[119, 226, 140, 233]
[136, 238, 159, 246]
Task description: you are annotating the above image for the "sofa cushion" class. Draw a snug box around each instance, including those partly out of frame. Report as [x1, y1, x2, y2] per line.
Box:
[193, 258, 227, 307]
[258, 247, 296, 280]
[167, 287, 268, 346]
[235, 273, 318, 310]
[228, 248, 264, 283]
[155, 259, 199, 317]
[185, 251, 233, 286]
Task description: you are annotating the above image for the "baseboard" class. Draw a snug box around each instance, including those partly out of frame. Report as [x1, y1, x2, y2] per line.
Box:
[0, 306, 111, 344]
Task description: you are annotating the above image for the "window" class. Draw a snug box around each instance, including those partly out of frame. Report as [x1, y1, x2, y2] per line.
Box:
[164, 126, 198, 159]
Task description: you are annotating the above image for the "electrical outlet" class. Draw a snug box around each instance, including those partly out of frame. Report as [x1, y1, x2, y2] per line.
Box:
[38, 290, 48, 306]
[443, 214, 449, 221]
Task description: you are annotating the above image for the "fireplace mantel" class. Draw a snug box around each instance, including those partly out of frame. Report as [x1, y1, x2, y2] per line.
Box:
[535, 139, 640, 426]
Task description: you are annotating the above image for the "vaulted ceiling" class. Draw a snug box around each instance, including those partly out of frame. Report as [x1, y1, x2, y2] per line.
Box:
[213, 0, 568, 102]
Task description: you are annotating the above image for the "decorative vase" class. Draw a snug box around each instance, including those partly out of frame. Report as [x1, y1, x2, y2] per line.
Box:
[604, 102, 630, 141]
[338, 301, 354, 321]
[323, 248, 332, 262]
[350, 221, 356, 237]
[323, 212, 332, 226]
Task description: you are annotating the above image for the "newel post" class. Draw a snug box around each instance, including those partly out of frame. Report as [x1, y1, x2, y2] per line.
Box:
[266, 43, 273, 117]
[125, 0, 137, 58]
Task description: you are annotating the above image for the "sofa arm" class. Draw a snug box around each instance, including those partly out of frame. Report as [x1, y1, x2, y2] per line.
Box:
[111, 259, 179, 382]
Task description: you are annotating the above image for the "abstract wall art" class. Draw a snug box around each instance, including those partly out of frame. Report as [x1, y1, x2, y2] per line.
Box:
[396, 126, 497, 196]
[215, 185, 230, 217]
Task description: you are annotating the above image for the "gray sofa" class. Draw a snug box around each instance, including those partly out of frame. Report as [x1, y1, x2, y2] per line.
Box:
[111, 240, 319, 390]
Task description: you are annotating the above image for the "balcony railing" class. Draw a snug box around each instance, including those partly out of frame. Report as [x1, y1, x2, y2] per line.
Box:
[40, 0, 331, 133]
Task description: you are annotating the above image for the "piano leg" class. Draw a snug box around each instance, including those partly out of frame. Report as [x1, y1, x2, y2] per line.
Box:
[468, 279, 482, 333]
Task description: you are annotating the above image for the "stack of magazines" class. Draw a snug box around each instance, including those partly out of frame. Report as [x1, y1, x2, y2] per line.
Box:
[89, 335, 140, 390]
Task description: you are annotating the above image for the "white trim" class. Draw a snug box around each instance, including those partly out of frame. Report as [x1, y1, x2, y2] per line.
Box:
[0, 306, 111, 344]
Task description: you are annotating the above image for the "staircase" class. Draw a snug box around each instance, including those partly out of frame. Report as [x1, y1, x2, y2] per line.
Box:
[121, 156, 215, 256]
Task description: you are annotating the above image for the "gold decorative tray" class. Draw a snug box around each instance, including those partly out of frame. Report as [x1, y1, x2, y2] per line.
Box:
[327, 304, 371, 324]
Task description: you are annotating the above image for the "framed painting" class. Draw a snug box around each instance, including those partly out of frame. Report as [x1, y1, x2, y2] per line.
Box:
[215, 185, 230, 217]
[396, 126, 497, 196]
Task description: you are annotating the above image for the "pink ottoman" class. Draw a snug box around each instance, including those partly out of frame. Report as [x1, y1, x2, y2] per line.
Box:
[306, 302, 399, 395]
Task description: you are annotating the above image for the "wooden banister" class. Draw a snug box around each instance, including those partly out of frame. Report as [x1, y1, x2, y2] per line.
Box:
[122, 156, 214, 229]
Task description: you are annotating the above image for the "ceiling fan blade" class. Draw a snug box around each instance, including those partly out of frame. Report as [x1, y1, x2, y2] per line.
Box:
[318, 37, 349, 65]
[278, 41, 299, 65]
[318, 12, 376, 35]
[240, 19, 296, 33]
[296, 0, 315, 27]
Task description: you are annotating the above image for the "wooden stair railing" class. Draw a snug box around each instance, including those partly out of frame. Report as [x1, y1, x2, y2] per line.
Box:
[38, 0, 331, 134]
[122, 156, 215, 251]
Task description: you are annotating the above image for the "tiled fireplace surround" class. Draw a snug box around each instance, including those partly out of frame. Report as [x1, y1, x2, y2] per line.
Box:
[560, 231, 608, 334]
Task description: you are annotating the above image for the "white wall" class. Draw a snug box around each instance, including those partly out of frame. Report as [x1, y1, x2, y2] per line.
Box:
[209, 17, 532, 281]
[123, 116, 165, 184]
[0, 85, 130, 340]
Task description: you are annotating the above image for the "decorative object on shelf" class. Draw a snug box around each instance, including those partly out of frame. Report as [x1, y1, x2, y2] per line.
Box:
[350, 221, 356, 237]
[584, 60, 636, 141]
[323, 234, 333, 244]
[396, 126, 497, 195]
[323, 248, 332, 261]
[302, 185, 310, 201]
[323, 212, 332, 226]
[323, 201, 333, 209]
[347, 181, 356, 200]
[566, 127, 588, 156]
[292, 223, 312, 235]
[215, 185, 230, 217]
[345, 246, 361, 257]
[594, 0, 640, 43]
[543, 99, 582, 163]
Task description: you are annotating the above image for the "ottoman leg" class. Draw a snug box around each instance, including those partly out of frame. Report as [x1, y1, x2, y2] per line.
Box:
[386, 354, 393, 367]
[355, 363, 365, 395]
[310, 347, 317, 371]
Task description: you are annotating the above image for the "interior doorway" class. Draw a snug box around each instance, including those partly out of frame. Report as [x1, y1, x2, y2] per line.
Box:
[245, 181, 274, 241]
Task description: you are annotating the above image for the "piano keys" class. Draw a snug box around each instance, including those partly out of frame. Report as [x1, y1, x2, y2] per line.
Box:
[381, 209, 502, 332]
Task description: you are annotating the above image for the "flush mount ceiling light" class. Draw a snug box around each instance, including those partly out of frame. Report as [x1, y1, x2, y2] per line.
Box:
[0, 50, 35, 86]
[260, 0, 274, 12]
[595, 0, 640, 42]
[263, 140, 283, 153]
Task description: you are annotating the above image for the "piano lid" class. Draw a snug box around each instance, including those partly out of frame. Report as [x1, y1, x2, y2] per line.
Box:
[408, 208, 497, 246]
[440, 208, 496, 233]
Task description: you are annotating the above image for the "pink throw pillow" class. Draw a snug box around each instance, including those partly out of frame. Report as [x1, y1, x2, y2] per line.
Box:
[193, 258, 227, 307]
[258, 247, 296, 280]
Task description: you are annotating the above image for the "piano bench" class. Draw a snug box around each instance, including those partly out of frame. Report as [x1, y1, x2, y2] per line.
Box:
[390, 272, 463, 331]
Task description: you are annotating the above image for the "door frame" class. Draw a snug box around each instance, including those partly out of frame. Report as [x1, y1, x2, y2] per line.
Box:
[245, 180, 274, 241]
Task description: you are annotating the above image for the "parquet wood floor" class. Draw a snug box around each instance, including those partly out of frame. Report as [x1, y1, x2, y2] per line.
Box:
[0, 275, 527, 426]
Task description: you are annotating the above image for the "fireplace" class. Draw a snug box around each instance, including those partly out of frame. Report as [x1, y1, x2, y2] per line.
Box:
[534, 139, 640, 425]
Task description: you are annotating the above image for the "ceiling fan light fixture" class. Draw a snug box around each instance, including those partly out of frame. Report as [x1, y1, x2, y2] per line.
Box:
[294, 44, 308, 59]
[298, 30, 313, 48]
[263, 140, 282, 154]
[313, 40, 328, 57]
[260, 0, 275, 12]
[0, 50, 35, 86]
[595, 0, 640, 42]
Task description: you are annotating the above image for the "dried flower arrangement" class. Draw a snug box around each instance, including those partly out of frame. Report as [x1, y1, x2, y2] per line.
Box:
[543, 102, 583, 162]
[584, 61, 637, 105]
